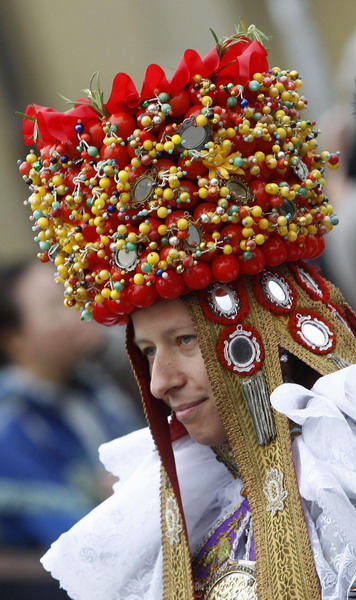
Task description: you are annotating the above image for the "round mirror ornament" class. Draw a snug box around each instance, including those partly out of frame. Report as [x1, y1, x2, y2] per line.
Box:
[218, 323, 264, 375]
[293, 158, 309, 181]
[226, 178, 254, 204]
[288, 309, 335, 354]
[289, 263, 330, 303]
[131, 174, 157, 206]
[200, 281, 250, 325]
[254, 270, 297, 314]
[327, 302, 352, 332]
[176, 116, 211, 151]
[113, 248, 139, 271]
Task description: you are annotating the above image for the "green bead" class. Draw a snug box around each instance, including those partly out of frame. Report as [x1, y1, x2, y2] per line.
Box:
[114, 282, 124, 291]
[227, 97, 238, 107]
[33, 210, 43, 219]
[141, 262, 152, 273]
[248, 80, 260, 92]
[126, 242, 137, 251]
[39, 241, 51, 251]
[161, 103, 172, 115]
[158, 92, 170, 102]
[80, 310, 93, 321]
[233, 157, 243, 167]
[87, 146, 99, 157]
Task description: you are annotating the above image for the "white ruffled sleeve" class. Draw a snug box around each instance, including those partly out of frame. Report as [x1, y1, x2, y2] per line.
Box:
[270, 365, 356, 600]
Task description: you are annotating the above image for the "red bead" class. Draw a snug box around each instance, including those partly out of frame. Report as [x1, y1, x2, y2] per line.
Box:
[262, 237, 288, 266]
[239, 248, 265, 274]
[127, 282, 158, 308]
[212, 254, 240, 282]
[155, 270, 185, 299]
[183, 262, 212, 289]
[285, 240, 303, 261]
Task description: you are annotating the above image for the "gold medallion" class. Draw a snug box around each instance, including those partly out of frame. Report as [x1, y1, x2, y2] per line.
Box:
[204, 560, 257, 600]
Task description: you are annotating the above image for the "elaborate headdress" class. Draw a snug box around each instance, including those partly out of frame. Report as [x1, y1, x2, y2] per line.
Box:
[19, 26, 356, 600]
[19, 26, 340, 326]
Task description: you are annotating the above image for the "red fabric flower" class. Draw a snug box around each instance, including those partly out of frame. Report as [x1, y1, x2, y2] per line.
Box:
[22, 102, 98, 146]
[216, 38, 268, 86]
[22, 37, 268, 146]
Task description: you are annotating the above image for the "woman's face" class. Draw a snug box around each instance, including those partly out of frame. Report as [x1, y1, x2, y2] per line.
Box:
[132, 298, 227, 446]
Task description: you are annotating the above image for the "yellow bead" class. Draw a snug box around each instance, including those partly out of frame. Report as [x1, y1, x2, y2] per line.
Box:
[180, 192, 190, 203]
[127, 232, 137, 243]
[118, 170, 129, 182]
[163, 188, 175, 200]
[278, 226, 288, 236]
[139, 223, 151, 235]
[196, 114, 208, 127]
[101, 288, 111, 298]
[94, 294, 104, 304]
[158, 224, 168, 235]
[157, 207, 168, 219]
[37, 217, 49, 229]
[251, 205, 262, 218]
[177, 218, 189, 231]
[255, 234, 265, 245]
[242, 227, 254, 238]
[52, 175, 63, 186]
[131, 158, 141, 168]
[201, 96, 212, 106]
[163, 141, 175, 152]
[147, 252, 160, 264]
[26, 152, 38, 164]
[171, 134, 181, 146]
[243, 216, 253, 227]
[198, 188, 208, 199]
[223, 244, 233, 255]
[265, 183, 279, 195]
[254, 152, 265, 163]
[158, 260, 167, 270]
[110, 290, 121, 300]
[143, 140, 153, 151]
[258, 218, 269, 230]
[287, 231, 298, 242]
[141, 115, 152, 127]
[99, 177, 111, 189]
[134, 273, 144, 285]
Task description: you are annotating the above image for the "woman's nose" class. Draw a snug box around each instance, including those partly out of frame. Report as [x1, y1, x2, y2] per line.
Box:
[150, 349, 185, 400]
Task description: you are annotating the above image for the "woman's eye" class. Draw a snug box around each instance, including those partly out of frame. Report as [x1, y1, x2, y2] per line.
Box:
[179, 335, 196, 345]
[142, 346, 156, 358]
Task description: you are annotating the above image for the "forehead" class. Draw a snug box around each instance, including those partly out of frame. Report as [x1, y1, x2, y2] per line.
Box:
[132, 298, 194, 340]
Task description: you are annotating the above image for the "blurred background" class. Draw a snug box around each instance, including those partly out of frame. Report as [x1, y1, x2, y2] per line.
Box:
[0, 0, 355, 597]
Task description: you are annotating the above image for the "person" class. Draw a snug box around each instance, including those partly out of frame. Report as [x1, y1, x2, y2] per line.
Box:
[0, 259, 142, 548]
[17, 25, 356, 599]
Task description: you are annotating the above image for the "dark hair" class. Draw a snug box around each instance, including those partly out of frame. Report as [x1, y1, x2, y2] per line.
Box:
[0, 260, 33, 365]
[346, 136, 356, 179]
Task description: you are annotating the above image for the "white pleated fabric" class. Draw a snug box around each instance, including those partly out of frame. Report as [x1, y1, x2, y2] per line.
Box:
[41, 366, 356, 600]
[271, 364, 356, 600]
[41, 427, 244, 600]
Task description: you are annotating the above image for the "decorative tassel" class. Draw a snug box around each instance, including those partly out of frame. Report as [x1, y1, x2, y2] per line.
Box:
[241, 371, 276, 445]
[328, 353, 350, 370]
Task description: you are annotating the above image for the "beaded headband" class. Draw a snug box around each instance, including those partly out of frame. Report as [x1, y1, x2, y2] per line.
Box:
[19, 27, 339, 325]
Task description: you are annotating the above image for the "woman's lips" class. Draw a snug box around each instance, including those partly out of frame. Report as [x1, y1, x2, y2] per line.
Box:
[173, 398, 207, 422]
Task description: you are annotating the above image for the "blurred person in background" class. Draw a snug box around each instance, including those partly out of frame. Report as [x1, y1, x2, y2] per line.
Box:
[0, 259, 142, 548]
[317, 31, 356, 309]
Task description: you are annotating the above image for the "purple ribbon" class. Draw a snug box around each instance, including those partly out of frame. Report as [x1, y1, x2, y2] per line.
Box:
[192, 498, 255, 582]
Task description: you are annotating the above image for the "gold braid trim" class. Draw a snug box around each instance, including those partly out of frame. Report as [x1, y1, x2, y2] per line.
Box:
[185, 280, 322, 600]
[160, 463, 195, 600]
